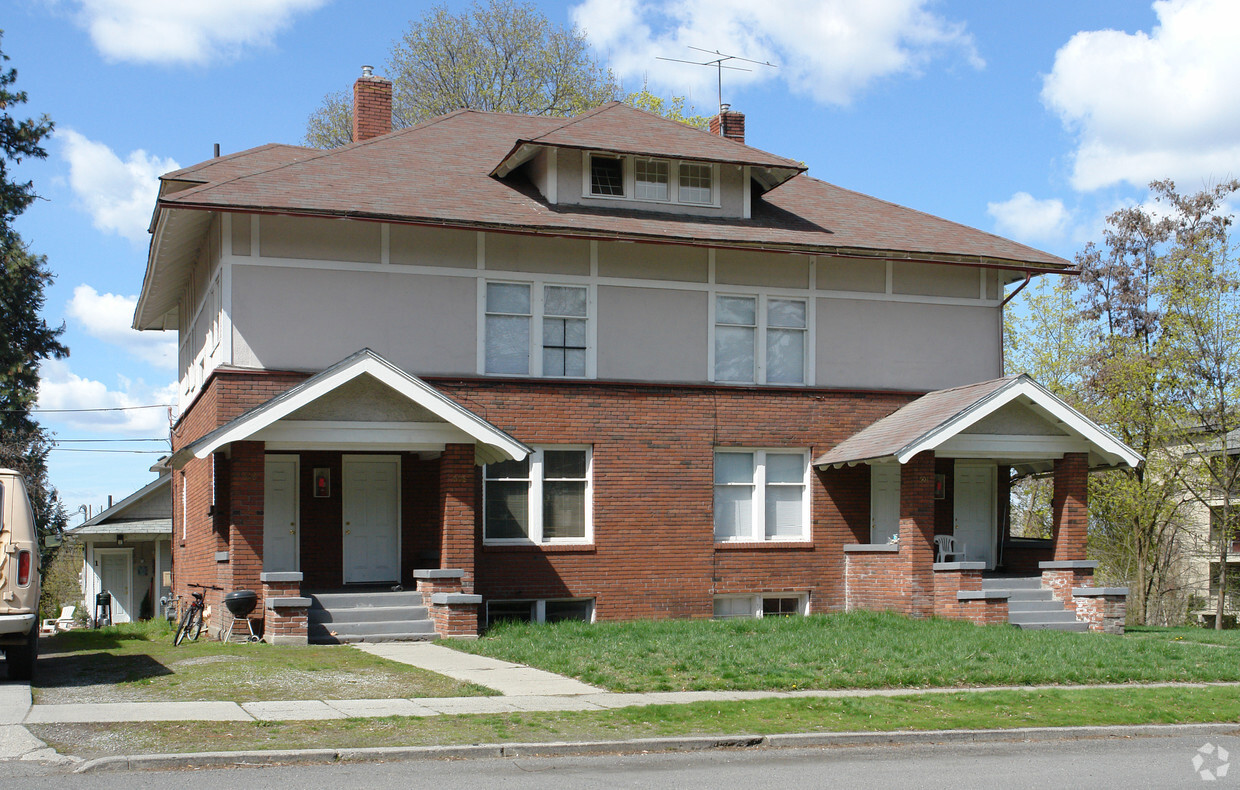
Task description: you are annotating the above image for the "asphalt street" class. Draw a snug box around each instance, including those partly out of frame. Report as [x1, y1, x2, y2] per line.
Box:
[3, 731, 1237, 788]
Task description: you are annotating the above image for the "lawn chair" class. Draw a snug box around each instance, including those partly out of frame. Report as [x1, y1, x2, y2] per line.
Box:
[41, 605, 76, 635]
[934, 535, 966, 563]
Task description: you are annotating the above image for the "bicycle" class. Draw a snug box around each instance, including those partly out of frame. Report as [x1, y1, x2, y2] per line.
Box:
[173, 584, 221, 645]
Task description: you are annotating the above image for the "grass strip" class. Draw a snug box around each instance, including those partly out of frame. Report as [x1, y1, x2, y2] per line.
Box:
[35, 621, 492, 704]
[32, 685, 1240, 759]
[450, 612, 1240, 692]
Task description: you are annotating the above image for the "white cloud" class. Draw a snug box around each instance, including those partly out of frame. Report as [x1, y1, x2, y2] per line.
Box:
[73, 0, 327, 66]
[67, 285, 176, 368]
[1042, 0, 1240, 191]
[37, 359, 177, 436]
[571, 0, 982, 107]
[987, 192, 1072, 242]
[60, 130, 179, 244]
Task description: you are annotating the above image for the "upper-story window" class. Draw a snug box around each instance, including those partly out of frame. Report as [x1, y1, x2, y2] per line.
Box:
[584, 153, 719, 207]
[485, 281, 591, 377]
[635, 158, 670, 201]
[678, 163, 713, 204]
[590, 155, 624, 197]
[714, 294, 807, 384]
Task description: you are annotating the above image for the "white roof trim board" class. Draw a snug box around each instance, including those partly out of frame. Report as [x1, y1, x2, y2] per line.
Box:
[815, 375, 1142, 470]
[897, 377, 1141, 468]
[170, 349, 530, 468]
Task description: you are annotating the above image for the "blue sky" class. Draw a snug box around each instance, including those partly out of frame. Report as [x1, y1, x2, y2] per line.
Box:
[4, 0, 1238, 522]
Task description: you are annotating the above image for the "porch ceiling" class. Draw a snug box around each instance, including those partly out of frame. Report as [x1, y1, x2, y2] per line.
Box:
[169, 349, 530, 468]
[814, 374, 1142, 473]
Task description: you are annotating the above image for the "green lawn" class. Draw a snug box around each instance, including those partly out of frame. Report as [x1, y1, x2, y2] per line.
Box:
[33, 685, 1240, 758]
[35, 620, 492, 704]
[449, 611, 1240, 692]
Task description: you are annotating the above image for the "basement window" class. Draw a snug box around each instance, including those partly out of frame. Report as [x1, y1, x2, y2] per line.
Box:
[485, 598, 594, 628]
[713, 594, 807, 619]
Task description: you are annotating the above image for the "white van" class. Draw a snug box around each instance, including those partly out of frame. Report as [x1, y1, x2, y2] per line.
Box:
[0, 469, 39, 679]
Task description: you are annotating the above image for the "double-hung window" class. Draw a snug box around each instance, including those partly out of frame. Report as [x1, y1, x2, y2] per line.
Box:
[589, 155, 625, 197]
[678, 162, 713, 204]
[713, 450, 810, 542]
[714, 295, 807, 384]
[634, 158, 669, 201]
[485, 282, 590, 377]
[485, 447, 592, 544]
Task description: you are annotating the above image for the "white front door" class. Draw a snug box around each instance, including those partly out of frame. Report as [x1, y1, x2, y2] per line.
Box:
[342, 456, 401, 583]
[954, 463, 997, 569]
[870, 463, 901, 544]
[263, 455, 300, 573]
[97, 549, 132, 623]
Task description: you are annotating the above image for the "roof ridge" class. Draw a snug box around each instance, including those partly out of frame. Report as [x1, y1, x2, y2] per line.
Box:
[524, 101, 623, 143]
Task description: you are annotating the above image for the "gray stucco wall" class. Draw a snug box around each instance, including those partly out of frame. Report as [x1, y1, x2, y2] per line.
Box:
[231, 266, 476, 374]
[597, 286, 708, 382]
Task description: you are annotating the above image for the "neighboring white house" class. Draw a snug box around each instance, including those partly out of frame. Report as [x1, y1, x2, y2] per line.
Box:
[68, 474, 172, 624]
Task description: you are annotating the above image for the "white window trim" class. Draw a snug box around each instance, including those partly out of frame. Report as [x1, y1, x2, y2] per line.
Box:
[479, 279, 596, 378]
[713, 593, 808, 618]
[581, 152, 721, 209]
[484, 445, 594, 546]
[710, 292, 811, 385]
[713, 448, 811, 543]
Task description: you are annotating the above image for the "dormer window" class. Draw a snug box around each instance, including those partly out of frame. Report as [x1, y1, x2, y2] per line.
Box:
[679, 163, 713, 204]
[582, 152, 720, 208]
[590, 155, 624, 197]
[635, 158, 670, 201]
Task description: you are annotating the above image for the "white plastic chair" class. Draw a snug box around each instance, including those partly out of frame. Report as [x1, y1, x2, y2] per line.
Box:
[41, 605, 76, 634]
[934, 535, 966, 563]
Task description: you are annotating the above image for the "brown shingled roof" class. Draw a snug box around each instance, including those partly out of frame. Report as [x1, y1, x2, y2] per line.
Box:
[153, 107, 1068, 269]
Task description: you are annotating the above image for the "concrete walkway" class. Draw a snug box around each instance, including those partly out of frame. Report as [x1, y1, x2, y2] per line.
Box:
[354, 641, 603, 696]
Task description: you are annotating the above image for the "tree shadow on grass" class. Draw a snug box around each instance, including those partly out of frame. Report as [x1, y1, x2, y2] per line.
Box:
[34, 652, 172, 689]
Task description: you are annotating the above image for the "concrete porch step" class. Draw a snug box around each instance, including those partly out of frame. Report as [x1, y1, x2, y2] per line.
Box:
[1012, 621, 1091, 632]
[981, 575, 1042, 590]
[1008, 609, 1081, 625]
[307, 590, 437, 645]
[309, 605, 430, 625]
[308, 590, 426, 610]
[1007, 598, 1067, 613]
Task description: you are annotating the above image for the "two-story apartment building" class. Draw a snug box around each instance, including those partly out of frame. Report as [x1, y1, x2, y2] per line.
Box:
[137, 70, 1138, 643]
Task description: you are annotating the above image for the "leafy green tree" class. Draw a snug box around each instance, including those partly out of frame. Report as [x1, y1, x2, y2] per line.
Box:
[305, 1, 709, 147]
[1153, 179, 1240, 628]
[0, 32, 69, 568]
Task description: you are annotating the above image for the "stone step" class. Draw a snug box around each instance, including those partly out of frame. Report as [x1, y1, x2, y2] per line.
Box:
[982, 575, 1042, 590]
[1012, 621, 1091, 632]
[308, 591, 426, 610]
[309, 618, 438, 644]
[309, 605, 429, 625]
[1008, 609, 1081, 625]
[1007, 599, 1069, 614]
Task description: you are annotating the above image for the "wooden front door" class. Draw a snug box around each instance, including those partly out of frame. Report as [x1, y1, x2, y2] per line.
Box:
[342, 456, 400, 584]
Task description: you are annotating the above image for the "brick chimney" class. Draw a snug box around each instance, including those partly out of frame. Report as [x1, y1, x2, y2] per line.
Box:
[709, 104, 745, 144]
[352, 65, 392, 142]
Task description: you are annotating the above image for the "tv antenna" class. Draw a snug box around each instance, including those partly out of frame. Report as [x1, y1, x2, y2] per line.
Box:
[656, 46, 777, 114]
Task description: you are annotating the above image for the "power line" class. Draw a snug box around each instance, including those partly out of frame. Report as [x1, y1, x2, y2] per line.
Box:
[50, 448, 169, 454]
[16, 404, 174, 414]
[52, 438, 169, 443]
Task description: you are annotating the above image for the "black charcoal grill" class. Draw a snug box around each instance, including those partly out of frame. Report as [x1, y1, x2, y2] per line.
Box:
[223, 589, 259, 643]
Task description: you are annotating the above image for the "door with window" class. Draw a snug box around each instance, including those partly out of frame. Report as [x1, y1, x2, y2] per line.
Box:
[870, 463, 901, 544]
[954, 463, 997, 568]
[342, 456, 400, 583]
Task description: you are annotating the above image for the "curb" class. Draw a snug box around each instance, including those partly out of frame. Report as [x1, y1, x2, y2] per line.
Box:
[73, 723, 1240, 773]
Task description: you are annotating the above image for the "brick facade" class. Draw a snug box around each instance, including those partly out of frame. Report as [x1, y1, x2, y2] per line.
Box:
[169, 368, 1115, 636]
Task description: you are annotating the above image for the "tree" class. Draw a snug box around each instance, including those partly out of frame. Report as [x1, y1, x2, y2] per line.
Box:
[1152, 179, 1240, 628]
[304, 1, 707, 148]
[0, 31, 68, 569]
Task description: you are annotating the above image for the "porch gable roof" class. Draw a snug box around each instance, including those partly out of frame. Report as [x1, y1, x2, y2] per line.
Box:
[814, 374, 1142, 471]
[169, 349, 530, 468]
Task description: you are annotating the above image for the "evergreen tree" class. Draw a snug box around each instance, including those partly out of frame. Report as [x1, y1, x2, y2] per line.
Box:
[0, 31, 68, 566]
